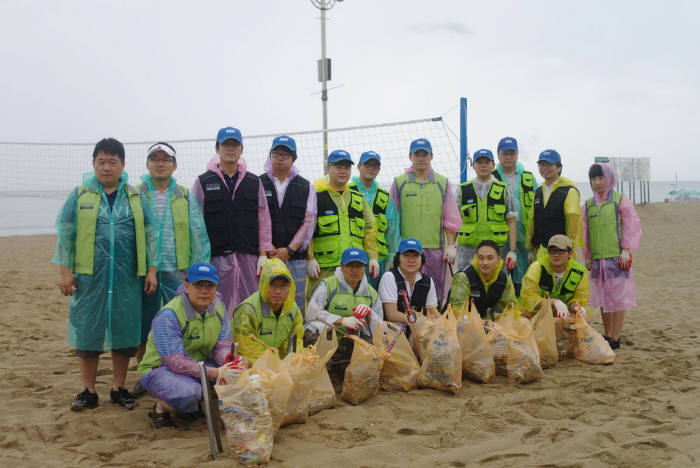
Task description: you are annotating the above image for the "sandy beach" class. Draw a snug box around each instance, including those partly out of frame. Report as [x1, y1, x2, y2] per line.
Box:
[1, 201, 698, 467]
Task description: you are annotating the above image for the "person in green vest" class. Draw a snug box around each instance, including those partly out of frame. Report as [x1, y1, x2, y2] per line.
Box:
[455, 148, 518, 273]
[53, 138, 158, 412]
[138, 262, 233, 429]
[306, 150, 379, 302]
[131, 142, 211, 397]
[492, 137, 538, 295]
[305, 248, 383, 389]
[391, 138, 461, 304]
[520, 234, 589, 318]
[349, 151, 400, 288]
[232, 258, 305, 363]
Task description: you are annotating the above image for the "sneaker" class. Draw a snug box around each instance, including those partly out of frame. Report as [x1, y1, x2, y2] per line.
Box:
[149, 405, 176, 429]
[611, 338, 621, 350]
[130, 382, 147, 399]
[110, 387, 136, 410]
[71, 388, 99, 411]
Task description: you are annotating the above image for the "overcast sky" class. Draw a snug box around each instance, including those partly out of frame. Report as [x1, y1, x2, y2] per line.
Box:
[1, 0, 698, 181]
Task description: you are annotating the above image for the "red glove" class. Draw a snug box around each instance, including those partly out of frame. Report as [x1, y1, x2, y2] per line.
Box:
[619, 250, 632, 270]
[353, 304, 372, 319]
[224, 354, 242, 367]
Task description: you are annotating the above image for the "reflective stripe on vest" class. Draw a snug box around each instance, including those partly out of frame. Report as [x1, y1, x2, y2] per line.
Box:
[520, 171, 535, 232]
[74, 183, 147, 276]
[395, 171, 447, 249]
[457, 180, 509, 246]
[324, 275, 377, 336]
[241, 292, 298, 351]
[138, 182, 191, 270]
[585, 191, 623, 260]
[313, 187, 366, 267]
[538, 261, 585, 304]
[137, 294, 225, 376]
[351, 182, 390, 259]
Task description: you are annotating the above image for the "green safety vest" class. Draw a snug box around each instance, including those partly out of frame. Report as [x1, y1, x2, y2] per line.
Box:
[138, 294, 226, 376]
[457, 179, 509, 246]
[350, 182, 390, 258]
[74, 183, 147, 276]
[138, 182, 191, 270]
[538, 260, 586, 304]
[585, 191, 623, 260]
[395, 171, 448, 249]
[492, 169, 535, 233]
[313, 187, 366, 267]
[323, 275, 377, 336]
[236, 292, 300, 353]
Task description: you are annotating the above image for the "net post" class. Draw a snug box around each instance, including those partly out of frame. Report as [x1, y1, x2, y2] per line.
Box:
[459, 97, 468, 183]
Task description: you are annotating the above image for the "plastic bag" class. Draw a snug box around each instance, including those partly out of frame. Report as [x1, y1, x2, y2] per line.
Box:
[532, 299, 558, 368]
[486, 304, 517, 376]
[456, 302, 495, 383]
[373, 321, 420, 392]
[280, 350, 321, 426]
[308, 331, 338, 415]
[416, 307, 462, 394]
[216, 370, 274, 464]
[554, 317, 577, 360]
[574, 311, 616, 365]
[251, 347, 294, 433]
[341, 335, 389, 405]
[504, 318, 543, 384]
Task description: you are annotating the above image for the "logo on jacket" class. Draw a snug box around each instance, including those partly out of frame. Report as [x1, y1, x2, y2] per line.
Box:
[205, 183, 220, 191]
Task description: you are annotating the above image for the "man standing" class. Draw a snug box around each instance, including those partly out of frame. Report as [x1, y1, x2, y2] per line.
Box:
[455, 148, 518, 272]
[391, 138, 461, 303]
[192, 127, 273, 318]
[53, 137, 158, 411]
[260, 136, 316, 310]
[492, 137, 537, 295]
[528, 149, 582, 264]
[349, 151, 399, 288]
[305, 149, 379, 302]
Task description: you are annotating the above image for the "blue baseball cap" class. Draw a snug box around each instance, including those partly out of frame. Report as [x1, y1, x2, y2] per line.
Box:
[327, 149, 354, 165]
[497, 137, 518, 152]
[186, 262, 219, 284]
[216, 127, 242, 145]
[359, 151, 381, 164]
[538, 149, 561, 164]
[473, 148, 494, 162]
[271, 135, 297, 154]
[341, 247, 369, 265]
[398, 238, 423, 254]
[410, 138, 432, 154]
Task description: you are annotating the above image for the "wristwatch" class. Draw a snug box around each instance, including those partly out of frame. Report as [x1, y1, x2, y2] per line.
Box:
[286, 246, 296, 257]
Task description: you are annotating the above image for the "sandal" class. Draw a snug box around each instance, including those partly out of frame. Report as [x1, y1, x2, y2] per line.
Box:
[149, 404, 176, 429]
[611, 338, 621, 350]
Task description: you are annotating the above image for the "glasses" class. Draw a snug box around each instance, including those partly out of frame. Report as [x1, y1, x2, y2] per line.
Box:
[361, 162, 380, 169]
[148, 156, 174, 163]
[547, 248, 569, 254]
[189, 281, 217, 290]
[270, 150, 293, 159]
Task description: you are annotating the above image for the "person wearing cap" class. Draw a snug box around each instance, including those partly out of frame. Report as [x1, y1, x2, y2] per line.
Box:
[306, 150, 379, 302]
[492, 137, 538, 295]
[349, 151, 400, 288]
[455, 148, 518, 272]
[191, 127, 273, 318]
[260, 136, 316, 311]
[378, 238, 439, 331]
[391, 138, 461, 304]
[527, 149, 582, 265]
[232, 258, 305, 363]
[449, 240, 517, 320]
[137, 262, 233, 429]
[520, 234, 589, 318]
[582, 161, 641, 349]
[305, 247, 382, 388]
[53, 137, 159, 412]
[135, 142, 211, 378]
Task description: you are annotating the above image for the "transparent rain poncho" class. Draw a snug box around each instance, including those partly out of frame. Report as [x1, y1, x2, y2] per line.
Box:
[52, 172, 158, 351]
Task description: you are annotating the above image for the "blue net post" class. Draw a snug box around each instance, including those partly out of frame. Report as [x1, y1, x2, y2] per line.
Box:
[459, 97, 468, 184]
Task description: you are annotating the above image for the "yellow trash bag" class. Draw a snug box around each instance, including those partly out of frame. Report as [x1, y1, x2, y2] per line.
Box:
[504, 317, 543, 384]
[280, 349, 321, 426]
[574, 310, 616, 365]
[554, 317, 577, 360]
[456, 301, 495, 383]
[308, 331, 338, 415]
[250, 347, 294, 434]
[341, 335, 389, 405]
[416, 306, 462, 394]
[216, 370, 274, 464]
[373, 321, 420, 392]
[486, 303, 518, 376]
[532, 299, 558, 368]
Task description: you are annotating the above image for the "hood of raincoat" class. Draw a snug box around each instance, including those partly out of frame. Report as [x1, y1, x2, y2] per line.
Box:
[313, 174, 348, 193]
[588, 161, 616, 207]
[140, 173, 177, 190]
[470, 254, 505, 290]
[258, 257, 296, 311]
[264, 156, 300, 181]
[82, 171, 129, 189]
[205, 154, 249, 182]
[495, 161, 526, 176]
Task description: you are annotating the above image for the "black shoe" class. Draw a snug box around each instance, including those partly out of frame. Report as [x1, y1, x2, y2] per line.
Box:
[603, 335, 614, 347]
[71, 388, 99, 411]
[110, 387, 136, 410]
[149, 405, 176, 429]
[130, 382, 147, 399]
[611, 338, 621, 350]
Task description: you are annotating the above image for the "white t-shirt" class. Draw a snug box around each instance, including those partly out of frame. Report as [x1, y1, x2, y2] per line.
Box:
[378, 268, 438, 308]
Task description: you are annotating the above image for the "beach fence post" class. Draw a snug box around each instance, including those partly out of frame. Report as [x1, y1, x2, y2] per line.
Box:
[459, 97, 468, 184]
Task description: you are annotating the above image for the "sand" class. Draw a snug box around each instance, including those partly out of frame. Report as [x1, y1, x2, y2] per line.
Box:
[1, 202, 698, 467]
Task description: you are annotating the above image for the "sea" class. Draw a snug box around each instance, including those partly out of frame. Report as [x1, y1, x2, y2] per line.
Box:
[0, 181, 697, 237]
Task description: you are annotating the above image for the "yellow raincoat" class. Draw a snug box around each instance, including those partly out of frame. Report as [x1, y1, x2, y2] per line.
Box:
[520, 256, 589, 315]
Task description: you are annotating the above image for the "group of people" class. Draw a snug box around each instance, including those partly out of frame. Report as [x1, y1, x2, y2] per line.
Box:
[53, 129, 641, 429]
